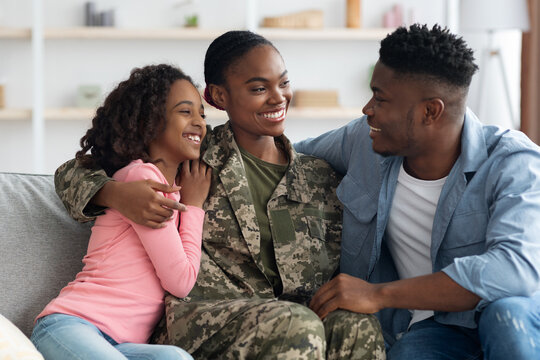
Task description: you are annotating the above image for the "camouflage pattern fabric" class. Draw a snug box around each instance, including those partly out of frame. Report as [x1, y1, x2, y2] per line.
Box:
[324, 310, 385, 360]
[153, 299, 384, 360]
[156, 298, 326, 359]
[55, 159, 110, 222]
[54, 121, 385, 359]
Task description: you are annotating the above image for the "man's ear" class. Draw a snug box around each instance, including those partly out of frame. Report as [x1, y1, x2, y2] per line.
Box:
[208, 84, 228, 109]
[423, 98, 444, 125]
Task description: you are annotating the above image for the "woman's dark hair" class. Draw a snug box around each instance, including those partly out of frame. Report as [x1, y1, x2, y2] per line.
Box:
[203, 30, 275, 108]
[379, 24, 478, 88]
[75, 64, 194, 176]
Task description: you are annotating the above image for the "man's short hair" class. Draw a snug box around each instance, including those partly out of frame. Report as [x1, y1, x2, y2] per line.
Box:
[379, 24, 478, 88]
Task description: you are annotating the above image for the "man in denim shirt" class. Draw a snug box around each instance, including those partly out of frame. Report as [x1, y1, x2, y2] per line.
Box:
[296, 24, 540, 359]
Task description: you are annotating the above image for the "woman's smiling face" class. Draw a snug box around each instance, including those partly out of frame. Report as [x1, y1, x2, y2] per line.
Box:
[218, 44, 292, 141]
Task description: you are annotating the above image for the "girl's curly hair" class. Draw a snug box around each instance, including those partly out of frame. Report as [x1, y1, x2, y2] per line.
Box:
[76, 64, 195, 177]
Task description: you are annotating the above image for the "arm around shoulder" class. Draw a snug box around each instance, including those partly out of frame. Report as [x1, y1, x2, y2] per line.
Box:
[54, 158, 112, 222]
[294, 116, 369, 174]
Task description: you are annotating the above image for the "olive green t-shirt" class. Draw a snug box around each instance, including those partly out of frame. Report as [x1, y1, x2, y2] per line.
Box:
[239, 147, 288, 296]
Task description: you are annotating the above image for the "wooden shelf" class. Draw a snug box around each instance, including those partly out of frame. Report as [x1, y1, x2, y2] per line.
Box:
[0, 108, 97, 121]
[0, 107, 362, 121]
[44, 27, 224, 40]
[0, 109, 32, 120]
[288, 106, 363, 118]
[45, 108, 96, 120]
[0, 27, 392, 41]
[0, 27, 32, 39]
[258, 27, 392, 40]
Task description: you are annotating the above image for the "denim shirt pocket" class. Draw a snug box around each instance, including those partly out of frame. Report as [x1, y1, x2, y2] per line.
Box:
[337, 174, 378, 258]
[437, 210, 488, 268]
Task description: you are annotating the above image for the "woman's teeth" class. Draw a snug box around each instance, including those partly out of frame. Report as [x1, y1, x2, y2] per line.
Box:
[262, 109, 285, 119]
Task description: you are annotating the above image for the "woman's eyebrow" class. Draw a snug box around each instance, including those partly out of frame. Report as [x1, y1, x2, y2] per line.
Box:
[245, 70, 288, 84]
[245, 76, 268, 84]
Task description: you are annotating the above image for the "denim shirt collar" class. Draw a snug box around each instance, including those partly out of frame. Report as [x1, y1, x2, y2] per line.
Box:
[460, 108, 489, 177]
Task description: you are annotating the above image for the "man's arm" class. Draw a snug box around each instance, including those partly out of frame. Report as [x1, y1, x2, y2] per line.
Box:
[294, 116, 369, 175]
[54, 159, 185, 228]
[442, 149, 540, 307]
[310, 142, 540, 319]
[309, 272, 481, 319]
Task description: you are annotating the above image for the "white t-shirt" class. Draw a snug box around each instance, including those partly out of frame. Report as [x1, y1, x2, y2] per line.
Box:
[386, 163, 447, 327]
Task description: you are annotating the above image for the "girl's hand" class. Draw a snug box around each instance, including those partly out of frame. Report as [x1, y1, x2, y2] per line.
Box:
[177, 159, 211, 208]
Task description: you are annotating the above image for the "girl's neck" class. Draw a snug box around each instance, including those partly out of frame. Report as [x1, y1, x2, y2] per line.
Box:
[154, 159, 179, 186]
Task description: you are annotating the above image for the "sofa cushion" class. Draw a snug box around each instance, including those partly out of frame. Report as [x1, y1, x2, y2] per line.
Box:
[0, 313, 44, 359]
[0, 172, 92, 337]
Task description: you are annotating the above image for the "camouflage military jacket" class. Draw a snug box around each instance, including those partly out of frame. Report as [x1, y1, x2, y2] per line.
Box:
[54, 122, 343, 352]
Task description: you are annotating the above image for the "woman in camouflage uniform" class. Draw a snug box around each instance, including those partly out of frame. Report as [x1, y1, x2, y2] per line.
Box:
[54, 31, 384, 359]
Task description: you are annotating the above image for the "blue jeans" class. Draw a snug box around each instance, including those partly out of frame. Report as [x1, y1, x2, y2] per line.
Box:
[31, 313, 193, 360]
[387, 295, 540, 360]
[478, 294, 540, 360]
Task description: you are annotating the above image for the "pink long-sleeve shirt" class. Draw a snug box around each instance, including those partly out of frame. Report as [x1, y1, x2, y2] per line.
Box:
[37, 160, 205, 343]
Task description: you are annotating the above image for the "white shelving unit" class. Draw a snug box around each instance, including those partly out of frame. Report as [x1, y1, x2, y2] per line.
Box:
[1, 26, 391, 40]
[0, 26, 389, 123]
[0, 0, 395, 173]
[0, 0, 467, 174]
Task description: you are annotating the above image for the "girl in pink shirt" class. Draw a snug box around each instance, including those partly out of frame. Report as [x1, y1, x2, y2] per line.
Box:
[31, 64, 210, 360]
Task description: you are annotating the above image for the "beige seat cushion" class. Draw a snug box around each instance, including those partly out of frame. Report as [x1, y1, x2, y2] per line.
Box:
[0, 314, 43, 359]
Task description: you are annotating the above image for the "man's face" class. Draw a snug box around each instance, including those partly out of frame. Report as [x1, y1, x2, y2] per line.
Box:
[362, 61, 425, 157]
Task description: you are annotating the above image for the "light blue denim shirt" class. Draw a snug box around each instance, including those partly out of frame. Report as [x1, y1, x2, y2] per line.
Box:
[295, 109, 540, 344]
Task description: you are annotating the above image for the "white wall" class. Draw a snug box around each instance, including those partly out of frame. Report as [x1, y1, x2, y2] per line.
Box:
[0, 0, 523, 174]
[462, 31, 523, 130]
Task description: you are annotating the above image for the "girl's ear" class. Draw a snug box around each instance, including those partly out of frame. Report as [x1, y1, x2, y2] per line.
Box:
[208, 84, 228, 110]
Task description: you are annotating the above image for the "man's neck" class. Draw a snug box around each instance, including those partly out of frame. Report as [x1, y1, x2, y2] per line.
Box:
[404, 136, 462, 180]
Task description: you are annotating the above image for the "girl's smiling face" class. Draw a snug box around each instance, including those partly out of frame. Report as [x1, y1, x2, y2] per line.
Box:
[149, 79, 206, 165]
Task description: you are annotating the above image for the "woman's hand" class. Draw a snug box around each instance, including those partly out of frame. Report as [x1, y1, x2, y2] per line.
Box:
[95, 179, 186, 228]
[176, 159, 212, 208]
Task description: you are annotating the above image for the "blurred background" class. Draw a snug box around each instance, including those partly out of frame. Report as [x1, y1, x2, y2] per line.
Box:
[0, 0, 536, 174]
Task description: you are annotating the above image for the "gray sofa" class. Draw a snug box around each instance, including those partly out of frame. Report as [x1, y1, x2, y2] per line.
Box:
[0, 172, 92, 338]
